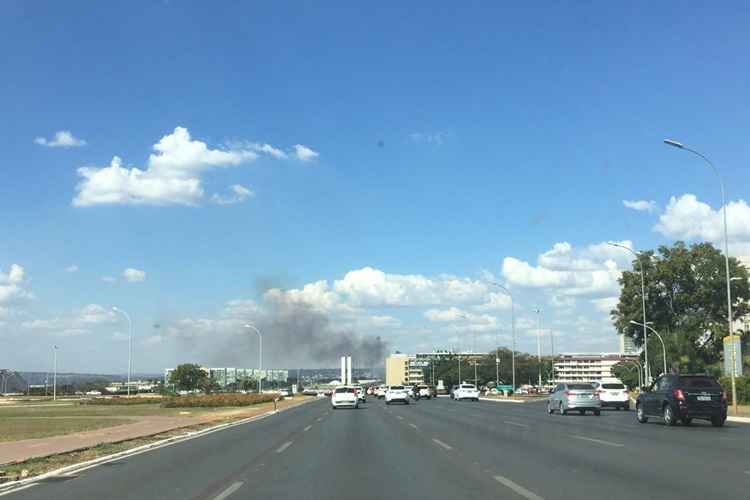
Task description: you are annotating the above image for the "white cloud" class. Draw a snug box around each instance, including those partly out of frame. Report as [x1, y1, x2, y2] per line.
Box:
[212, 184, 254, 205]
[0, 264, 31, 305]
[655, 194, 750, 244]
[591, 297, 619, 314]
[122, 268, 146, 283]
[21, 303, 116, 336]
[250, 143, 287, 159]
[293, 144, 319, 162]
[101, 276, 116, 283]
[623, 199, 657, 213]
[73, 127, 257, 207]
[65, 265, 79, 273]
[35, 130, 86, 148]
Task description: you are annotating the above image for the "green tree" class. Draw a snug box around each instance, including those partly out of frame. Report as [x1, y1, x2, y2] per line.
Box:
[168, 364, 208, 391]
[612, 242, 750, 374]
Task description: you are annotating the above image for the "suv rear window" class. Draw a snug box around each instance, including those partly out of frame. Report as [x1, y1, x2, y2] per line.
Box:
[568, 384, 594, 390]
[460, 385, 476, 389]
[334, 388, 355, 394]
[602, 384, 625, 389]
[390, 385, 404, 390]
[679, 376, 721, 389]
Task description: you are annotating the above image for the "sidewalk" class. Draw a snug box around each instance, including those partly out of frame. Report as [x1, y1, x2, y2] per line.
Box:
[0, 398, 308, 465]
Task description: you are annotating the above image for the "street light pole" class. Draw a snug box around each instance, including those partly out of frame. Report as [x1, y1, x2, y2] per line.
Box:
[664, 139, 738, 415]
[608, 242, 650, 384]
[630, 321, 667, 377]
[112, 307, 133, 396]
[244, 324, 263, 394]
[53, 345, 58, 401]
[488, 282, 516, 391]
[536, 309, 542, 388]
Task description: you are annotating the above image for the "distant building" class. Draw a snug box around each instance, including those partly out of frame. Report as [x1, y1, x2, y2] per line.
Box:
[618, 334, 638, 355]
[385, 351, 485, 386]
[164, 367, 289, 388]
[553, 353, 639, 384]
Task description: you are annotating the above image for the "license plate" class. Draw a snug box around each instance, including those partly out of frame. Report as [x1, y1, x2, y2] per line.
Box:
[610, 392, 619, 396]
[697, 395, 711, 401]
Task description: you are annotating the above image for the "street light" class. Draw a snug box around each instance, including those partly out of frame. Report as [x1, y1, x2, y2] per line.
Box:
[664, 139, 738, 415]
[608, 242, 650, 384]
[630, 321, 667, 377]
[487, 282, 516, 391]
[112, 307, 133, 396]
[244, 324, 263, 394]
[52, 345, 58, 401]
[621, 358, 643, 389]
[535, 309, 542, 389]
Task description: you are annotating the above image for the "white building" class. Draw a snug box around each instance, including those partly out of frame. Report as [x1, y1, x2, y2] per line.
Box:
[554, 353, 639, 384]
[618, 334, 638, 355]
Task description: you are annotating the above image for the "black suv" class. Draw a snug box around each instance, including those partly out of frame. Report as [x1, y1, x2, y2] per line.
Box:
[636, 374, 727, 427]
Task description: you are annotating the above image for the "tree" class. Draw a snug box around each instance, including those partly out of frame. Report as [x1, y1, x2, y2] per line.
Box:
[612, 242, 750, 374]
[168, 364, 209, 391]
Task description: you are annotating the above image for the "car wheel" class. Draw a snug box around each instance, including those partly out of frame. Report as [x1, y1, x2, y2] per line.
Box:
[405, 400, 409, 405]
[636, 404, 647, 423]
[594, 410, 601, 416]
[579, 410, 585, 415]
[385, 401, 390, 405]
[547, 402, 554, 415]
[560, 402, 567, 416]
[682, 417, 692, 426]
[663, 404, 677, 426]
[622, 404, 629, 411]
[615, 406, 621, 411]
[711, 415, 726, 427]
[474, 398, 479, 402]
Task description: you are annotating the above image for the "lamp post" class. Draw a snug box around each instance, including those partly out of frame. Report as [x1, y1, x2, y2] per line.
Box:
[630, 321, 667, 377]
[664, 139, 738, 415]
[244, 324, 263, 394]
[112, 307, 133, 396]
[535, 309, 543, 389]
[608, 242, 650, 384]
[622, 359, 643, 389]
[52, 345, 58, 401]
[488, 282, 516, 391]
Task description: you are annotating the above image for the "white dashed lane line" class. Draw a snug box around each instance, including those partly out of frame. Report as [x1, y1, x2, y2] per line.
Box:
[571, 435, 624, 448]
[275, 441, 293, 453]
[211, 481, 244, 500]
[303, 425, 312, 432]
[432, 438, 453, 451]
[494, 476, 545, 500]
[396, 415, 404, 420]
[408, 423, 418, 429]
[503, 420, 529, 428]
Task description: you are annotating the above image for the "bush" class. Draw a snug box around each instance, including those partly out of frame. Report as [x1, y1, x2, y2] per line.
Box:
[80, 397, 162, 406]
[161, 393, 277, 408]
[719, 376, 750, 404]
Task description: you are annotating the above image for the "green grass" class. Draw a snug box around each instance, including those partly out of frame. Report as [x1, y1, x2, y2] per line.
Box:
[0, 403, 217, 418]
[0, 418, 134, 442]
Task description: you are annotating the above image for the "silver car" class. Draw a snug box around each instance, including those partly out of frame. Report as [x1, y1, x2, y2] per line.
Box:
[547, 383, 601, 416]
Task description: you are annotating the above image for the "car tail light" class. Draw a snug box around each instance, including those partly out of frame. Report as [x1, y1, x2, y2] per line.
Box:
[623, 389, 629, 394]
[564, 391, 571, 396]
[672, 388, 686, 401]
[593, 392, 600, 399]
[596, 389, 605, 395]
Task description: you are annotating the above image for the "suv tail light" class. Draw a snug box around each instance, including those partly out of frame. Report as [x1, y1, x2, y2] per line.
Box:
[564, 391, 571, 396]
[672, 388, 686, 401]
[593, 392, 600, 399]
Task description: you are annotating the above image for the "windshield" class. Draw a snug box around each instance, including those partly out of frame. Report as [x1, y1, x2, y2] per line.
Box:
[390, 386, 404, 390]
[602, 384, 625, 389]
[568, 384, 595, 390]
[680, 377, 721, 389]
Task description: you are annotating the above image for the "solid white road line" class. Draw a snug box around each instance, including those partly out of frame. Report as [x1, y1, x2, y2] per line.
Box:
[432, 438, 453, 451]
[571, 435, 624, 448]
[503, 420, 530, 428]
[303, 425, 312, 432]
[408, 423, 418, 429]
[276, 441, 293, 453]
[494, 475, 545, 500]
[212, 481, 244, 500]
[396, 415, 404, 420]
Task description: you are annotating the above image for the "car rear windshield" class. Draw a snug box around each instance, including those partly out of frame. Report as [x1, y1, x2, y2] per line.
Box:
[568, 384, 594, 390]
[460, 385, 476, 389]
[390, 386, 404, 390]
[602, 384, 625, 389]
[679, 376, 721, 389]
[335, 388, 355, 394]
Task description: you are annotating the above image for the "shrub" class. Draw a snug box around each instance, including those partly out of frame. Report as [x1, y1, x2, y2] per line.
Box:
[161, 393, 277, 408]
[80, 397, 162, 406]
[719, 376, 750, 404]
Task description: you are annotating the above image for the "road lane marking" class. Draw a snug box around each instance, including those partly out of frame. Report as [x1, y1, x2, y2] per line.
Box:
[571, 435, 624, 448]
[396, 415, 404, 420]
[409, 423, 418, 429]
[432, 438, 453, 450]
[212, 481, 244, 500]
[316, 417, 323, 422]
[503, 420, 529, 428]
[494, 476, 544, 500]
[276, 441, 293, 453]
[303, 425, 312, 432]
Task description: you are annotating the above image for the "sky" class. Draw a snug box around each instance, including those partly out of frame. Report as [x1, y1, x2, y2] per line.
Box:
[2, 2, 750, 374]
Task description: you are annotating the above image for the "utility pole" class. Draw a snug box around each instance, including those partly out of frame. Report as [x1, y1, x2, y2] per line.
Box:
[53, 345, 58, 401]
[536, 309, 542, 389]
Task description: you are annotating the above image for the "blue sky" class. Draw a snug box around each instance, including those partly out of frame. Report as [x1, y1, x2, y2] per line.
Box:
[2, 2, 750, 373]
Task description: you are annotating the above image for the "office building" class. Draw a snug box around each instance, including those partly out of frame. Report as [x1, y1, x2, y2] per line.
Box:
[553, 353, 639, 384]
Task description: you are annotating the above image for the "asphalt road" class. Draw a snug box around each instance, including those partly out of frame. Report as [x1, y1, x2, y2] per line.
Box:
[5, 396, 750, 500]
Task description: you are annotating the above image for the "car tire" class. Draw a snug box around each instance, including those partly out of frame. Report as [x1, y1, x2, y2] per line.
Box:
[474, 398, 479, 402]
[682, 417, 692, 426]
[405, 400, 409, 405]
[711, 415, 726, 427]
[385, 401, 390, 405]
[615, 406, 621, 411]
[636, 404, 647, 423]
[622, 404, 629, 411]
[594, 410, 601, 416]
[560, 402, 567, 416]
[547, 402, 554, 415]
[663, 404, 677, 426]
[579, 409, 585, 415]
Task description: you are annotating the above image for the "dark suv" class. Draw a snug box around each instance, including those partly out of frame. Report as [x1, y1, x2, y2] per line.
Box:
[636, 374, 727, 427]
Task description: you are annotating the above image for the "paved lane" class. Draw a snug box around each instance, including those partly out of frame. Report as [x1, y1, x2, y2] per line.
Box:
[5, 396, 750, 500]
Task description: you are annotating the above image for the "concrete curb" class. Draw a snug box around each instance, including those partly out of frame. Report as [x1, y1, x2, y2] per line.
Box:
[727, 415, 750, 424]
[0, 399, 313, 496]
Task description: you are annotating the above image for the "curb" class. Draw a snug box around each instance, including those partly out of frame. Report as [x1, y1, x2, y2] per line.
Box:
[727, 416, 750, 424]
[0, 399, 313, 495]
[478, 397, 527, 404]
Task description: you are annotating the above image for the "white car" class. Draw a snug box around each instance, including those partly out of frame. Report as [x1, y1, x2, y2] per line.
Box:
[375, 386, 386, 399]
[385, 385, 410, 405]
[592, 381, 630, 410]
[353, 385, 366, 403]
[278, 389, 291, 397]
[417, 385, 432, 399]
[454, 384, 480, 401]
[331, 386, 359, 409]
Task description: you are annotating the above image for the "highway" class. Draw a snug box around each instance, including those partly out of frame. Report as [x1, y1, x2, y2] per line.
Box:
[5, 397, 750, 500]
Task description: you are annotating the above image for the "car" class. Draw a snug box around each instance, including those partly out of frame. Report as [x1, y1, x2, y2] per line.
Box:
[353, 385, 366, 403]
[548, 383, 601, 416]
[331, 386, 359, 409]
[636, 374, 727, 427]
[385, 385, 410, 405]
[453, 384, 480, 401]
[416, 385, 432, 399]
[366, 387, 374, 396]
[592, 381, 630, 410]
[375, 386, 386, 399]
[449, 385, 459, 399]
[278, 389, 291, 397]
